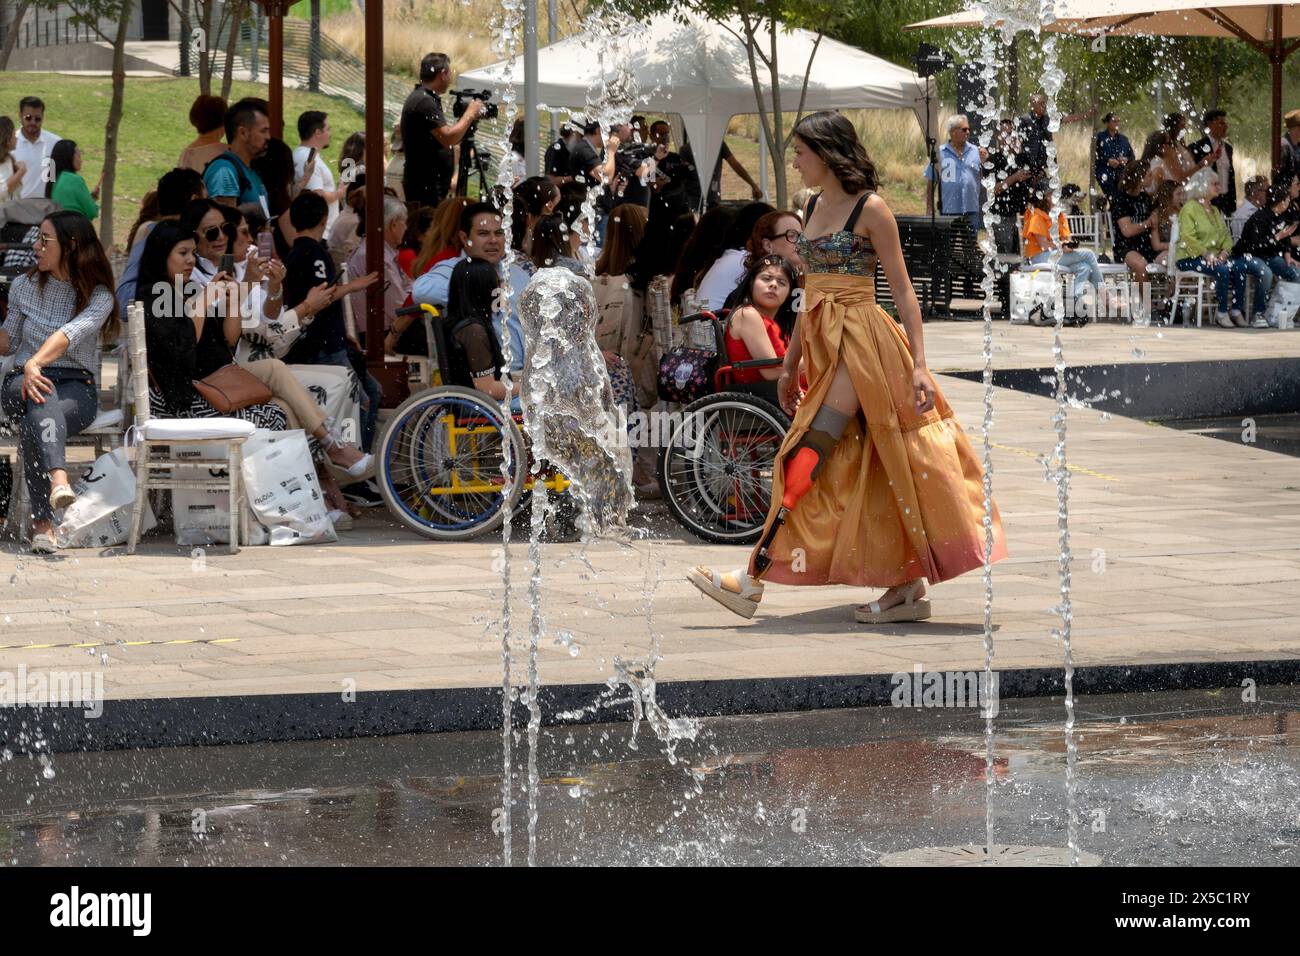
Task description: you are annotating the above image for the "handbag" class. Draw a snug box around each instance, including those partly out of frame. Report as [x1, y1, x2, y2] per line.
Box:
[657, 346, 717, 404]
[193, 363, 272, 413]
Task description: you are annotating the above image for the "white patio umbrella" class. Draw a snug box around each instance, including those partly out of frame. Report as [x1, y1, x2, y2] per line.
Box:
[907, 1, 1300, 169]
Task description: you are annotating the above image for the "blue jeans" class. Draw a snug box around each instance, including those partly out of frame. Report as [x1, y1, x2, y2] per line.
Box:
[1176, 256, 1249, 313]
[318, 348, 382, 452]
[1029, 249, 1104, 293]
[1255, 255, 1300, 313]
[2, 369, 98, 523]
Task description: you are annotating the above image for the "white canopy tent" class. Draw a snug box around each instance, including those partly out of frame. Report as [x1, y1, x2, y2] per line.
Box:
[460, 12, 935, 202]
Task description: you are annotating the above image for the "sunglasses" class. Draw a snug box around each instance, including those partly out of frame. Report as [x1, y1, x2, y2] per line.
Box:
[770, 229, 801, 244]
[199, 225, 226, 243]
[22, 114, 42, 123]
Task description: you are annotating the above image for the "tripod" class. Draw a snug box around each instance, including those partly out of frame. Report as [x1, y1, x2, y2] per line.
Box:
[455, 126, 492, 199]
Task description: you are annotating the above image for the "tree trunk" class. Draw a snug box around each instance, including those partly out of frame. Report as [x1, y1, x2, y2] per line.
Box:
[766, 20, 786, 209]
[220, 0, 245, 100]
[100, 8, 132, 251]
[179, 0, 190, 76]
[198, 0, 213, 96]
[0, 0, 32, 71]
[309, 0, 320, 92]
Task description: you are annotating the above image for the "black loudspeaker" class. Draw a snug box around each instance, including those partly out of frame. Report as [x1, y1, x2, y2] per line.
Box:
[956, 63, 991, 141]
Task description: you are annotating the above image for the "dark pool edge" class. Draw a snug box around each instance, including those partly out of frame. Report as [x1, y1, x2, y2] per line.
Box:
[6, 657, 1298, 753]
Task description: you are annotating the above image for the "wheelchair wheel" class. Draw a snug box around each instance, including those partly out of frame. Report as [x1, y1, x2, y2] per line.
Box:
[377, 386, 526, 540]
[658, 391, 789, 545]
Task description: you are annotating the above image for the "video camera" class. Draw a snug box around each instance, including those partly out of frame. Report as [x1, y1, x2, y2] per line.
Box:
[619, 142, 659, 166]
[451, 89, 499, 121]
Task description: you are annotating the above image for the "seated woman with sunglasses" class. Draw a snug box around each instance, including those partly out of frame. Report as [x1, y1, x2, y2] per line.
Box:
[223, 203, 366, 490]
[722, 254, 799, 406]
[136, 221, 373, 483]
[0, 211, 118, 553]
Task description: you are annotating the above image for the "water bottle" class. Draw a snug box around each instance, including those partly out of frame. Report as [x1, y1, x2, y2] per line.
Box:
[257, 224, 274, 261]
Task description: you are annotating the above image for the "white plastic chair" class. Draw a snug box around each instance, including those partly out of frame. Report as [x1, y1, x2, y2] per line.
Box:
[1167, 216, 1210, 328]
[124, 301, 253, 554]
[1065, 213, 1098, 249]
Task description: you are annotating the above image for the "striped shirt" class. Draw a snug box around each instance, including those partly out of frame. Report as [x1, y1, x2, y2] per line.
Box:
[2, 273, 112, 375]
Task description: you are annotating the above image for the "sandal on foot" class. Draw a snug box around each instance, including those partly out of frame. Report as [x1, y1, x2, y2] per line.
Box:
[30, 531, 58, 554]
[855, 581, 931, 624]
[49, 484, 76, 511]
[686, 566, 763, 620]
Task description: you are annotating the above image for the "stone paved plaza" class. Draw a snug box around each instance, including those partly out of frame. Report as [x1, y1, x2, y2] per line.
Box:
[2, 321, 1299, 705]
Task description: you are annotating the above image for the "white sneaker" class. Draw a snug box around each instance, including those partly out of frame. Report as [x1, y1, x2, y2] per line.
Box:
[1252, 317, 1269, 328]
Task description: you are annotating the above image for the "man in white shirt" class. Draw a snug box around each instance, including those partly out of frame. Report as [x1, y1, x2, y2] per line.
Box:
[293, 111, 344, 234]
[1231, 176, 1267, 242]
[12, 96, 61, 199]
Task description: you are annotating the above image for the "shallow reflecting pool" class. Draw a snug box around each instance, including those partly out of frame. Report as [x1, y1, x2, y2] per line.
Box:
[2, 687, 1297, 866]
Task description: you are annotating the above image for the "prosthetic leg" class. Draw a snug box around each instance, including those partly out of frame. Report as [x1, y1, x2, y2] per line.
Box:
[751, 406, 850, 576]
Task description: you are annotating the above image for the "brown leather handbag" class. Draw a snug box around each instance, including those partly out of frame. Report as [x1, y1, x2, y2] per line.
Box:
[193, 364, 272, 413]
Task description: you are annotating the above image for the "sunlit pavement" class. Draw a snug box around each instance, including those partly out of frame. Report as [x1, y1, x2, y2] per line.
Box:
[2, 322, 1299, 708]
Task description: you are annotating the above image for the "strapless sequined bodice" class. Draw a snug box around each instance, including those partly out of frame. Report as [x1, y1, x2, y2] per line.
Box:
[795, 231, 877, 277]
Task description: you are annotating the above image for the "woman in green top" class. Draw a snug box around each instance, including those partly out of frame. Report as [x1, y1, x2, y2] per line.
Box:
[1175, 167, 1264, 327]
[46, 139, 100, 221]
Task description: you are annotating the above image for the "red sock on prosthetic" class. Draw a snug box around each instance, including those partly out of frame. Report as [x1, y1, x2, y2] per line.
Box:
[781, 448, 820, 510]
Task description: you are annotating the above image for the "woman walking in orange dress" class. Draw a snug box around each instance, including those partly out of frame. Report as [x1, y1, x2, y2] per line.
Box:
[688, 111, 1007, 624]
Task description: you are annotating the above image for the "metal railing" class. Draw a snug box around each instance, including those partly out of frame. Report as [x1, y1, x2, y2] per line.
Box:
[174, 18, 410, 125]
[0, 10, 98, 50]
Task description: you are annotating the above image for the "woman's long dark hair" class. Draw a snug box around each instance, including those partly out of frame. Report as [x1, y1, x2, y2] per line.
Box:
[629, 210, 695, 292]
[29, 211, 120, 343]
[251, 137, 296, 216]
[728, 253, 800, 340]
[529, 197, 584, 271]
[448, 257, 501, 326]
[126, 189, 161, 250]
[670, 205, 733, 306]
[792, 111, 878, 194]
[0, 116, 14, 165]
[137, 219, 198, 319]
[511, 175, 559, 251]
[723, 201, 775, 251]
[44, 139, 79, 199]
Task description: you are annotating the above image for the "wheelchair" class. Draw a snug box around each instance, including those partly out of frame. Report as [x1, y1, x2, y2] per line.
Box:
[376, 303, 570, 541]
[655, 310, 791, 545]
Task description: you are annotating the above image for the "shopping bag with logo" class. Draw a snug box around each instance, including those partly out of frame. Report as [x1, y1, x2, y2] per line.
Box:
[171, 441, 238, 546]
[56, 447, 156, 549]
[241, 429, 337, 546]
[1009, 268, 1061, 325]
[1265, 279, 1300, 329]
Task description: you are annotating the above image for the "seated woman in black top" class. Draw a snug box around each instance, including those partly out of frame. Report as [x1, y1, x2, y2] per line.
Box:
[1111, 159, 1160, 285]
[442, 257, 519, 409]
[136, 220, 372, 480]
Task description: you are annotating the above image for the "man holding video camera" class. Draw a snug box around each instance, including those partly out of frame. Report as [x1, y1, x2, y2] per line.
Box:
[401, 52, 486, 207]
